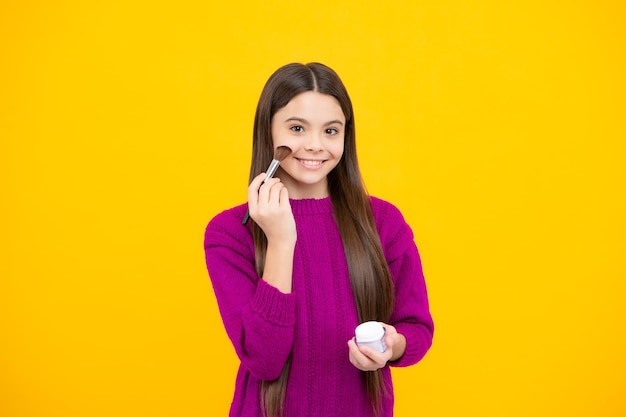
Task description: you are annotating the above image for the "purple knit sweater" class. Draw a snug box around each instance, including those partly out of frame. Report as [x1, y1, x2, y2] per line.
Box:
[204, 196, 433, 417]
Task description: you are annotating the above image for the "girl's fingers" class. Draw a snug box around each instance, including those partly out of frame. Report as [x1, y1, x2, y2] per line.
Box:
[348, 339, 376, 370]
[248, 172, 267, 192]
[347, 338, 391, 371]
[248, 176, 289, 227]
[258, 178, 282, 205]
[247, 173, 268, 212]
[278, 186, 290, 208]
[248, 175, 279, 206]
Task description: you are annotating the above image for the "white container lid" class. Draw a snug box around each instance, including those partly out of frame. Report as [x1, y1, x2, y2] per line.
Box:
[355, 321, 385, 342]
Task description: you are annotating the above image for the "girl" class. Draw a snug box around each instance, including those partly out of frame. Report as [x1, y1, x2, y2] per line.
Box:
[204, 62, 433, 417]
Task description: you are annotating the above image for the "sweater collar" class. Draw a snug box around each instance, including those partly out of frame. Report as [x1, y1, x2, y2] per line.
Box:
[289, 197, 333, 215]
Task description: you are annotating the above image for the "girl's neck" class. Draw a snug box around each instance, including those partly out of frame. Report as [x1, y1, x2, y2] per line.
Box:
[279, 176, 329, 200]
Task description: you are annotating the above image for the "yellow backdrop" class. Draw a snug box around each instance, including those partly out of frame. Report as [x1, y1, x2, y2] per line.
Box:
[1, 1, 624, 416]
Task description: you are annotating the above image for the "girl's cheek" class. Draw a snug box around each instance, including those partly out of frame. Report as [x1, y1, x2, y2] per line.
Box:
[283, 142, 300, 152]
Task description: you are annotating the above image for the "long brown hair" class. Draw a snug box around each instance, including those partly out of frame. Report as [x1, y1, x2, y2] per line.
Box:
[249, 62, 395, 417]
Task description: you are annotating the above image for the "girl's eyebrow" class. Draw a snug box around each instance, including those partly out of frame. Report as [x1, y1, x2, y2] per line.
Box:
[284, 117, 309, 124]
[284, 117, 344, 126]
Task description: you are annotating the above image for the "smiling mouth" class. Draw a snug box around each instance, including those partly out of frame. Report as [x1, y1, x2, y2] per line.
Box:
[297, 158, 325, 167]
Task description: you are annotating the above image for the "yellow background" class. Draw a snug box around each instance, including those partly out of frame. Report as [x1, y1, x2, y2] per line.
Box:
[1, 1, 624, 416]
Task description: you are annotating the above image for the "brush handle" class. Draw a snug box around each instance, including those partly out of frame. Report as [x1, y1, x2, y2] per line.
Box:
[264, 160, 280, 182]
[242, 159, 280, 225]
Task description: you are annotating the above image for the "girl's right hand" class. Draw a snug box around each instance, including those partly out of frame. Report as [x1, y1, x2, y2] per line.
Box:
[247, 173, 297, 245]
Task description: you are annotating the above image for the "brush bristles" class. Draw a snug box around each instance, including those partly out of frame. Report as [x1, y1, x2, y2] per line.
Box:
[274, 146, 292, 162]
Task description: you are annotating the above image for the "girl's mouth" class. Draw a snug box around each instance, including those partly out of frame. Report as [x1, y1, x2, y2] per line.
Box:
[297, 158, 325, 167]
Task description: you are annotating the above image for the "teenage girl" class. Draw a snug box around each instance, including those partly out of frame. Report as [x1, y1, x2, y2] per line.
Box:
[204, 62, 433, 417]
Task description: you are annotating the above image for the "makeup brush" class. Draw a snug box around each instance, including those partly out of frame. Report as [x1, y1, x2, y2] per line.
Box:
[242, 145, 293, 225]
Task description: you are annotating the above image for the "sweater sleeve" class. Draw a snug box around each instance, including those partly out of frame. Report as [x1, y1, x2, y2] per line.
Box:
[203, 207, 296, 380]
[372, 198, 434, 368]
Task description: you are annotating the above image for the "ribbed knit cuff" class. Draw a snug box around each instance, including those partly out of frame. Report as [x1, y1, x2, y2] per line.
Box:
[251, 279, 296, 326]
[389, 324, 433, 368]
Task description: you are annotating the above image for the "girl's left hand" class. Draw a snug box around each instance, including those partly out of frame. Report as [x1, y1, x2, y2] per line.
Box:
[347, 323, 406, 371]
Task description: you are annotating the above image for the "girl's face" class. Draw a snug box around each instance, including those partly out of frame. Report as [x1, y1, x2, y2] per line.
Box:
[271, 91, 346, 199]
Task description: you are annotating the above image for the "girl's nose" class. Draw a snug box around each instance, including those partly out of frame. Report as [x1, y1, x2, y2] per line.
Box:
[304, 132, 323, 151]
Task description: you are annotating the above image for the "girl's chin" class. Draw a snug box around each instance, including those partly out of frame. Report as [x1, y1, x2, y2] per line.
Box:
[292, 174, 328, 185]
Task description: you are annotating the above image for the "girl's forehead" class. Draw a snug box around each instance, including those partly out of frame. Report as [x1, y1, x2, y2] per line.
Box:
[275, 92, 345, 122]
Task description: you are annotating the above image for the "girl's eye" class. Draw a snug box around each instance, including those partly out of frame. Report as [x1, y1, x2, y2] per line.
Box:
[326, 128, 339, 135]
[290, 125, 304, 133]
